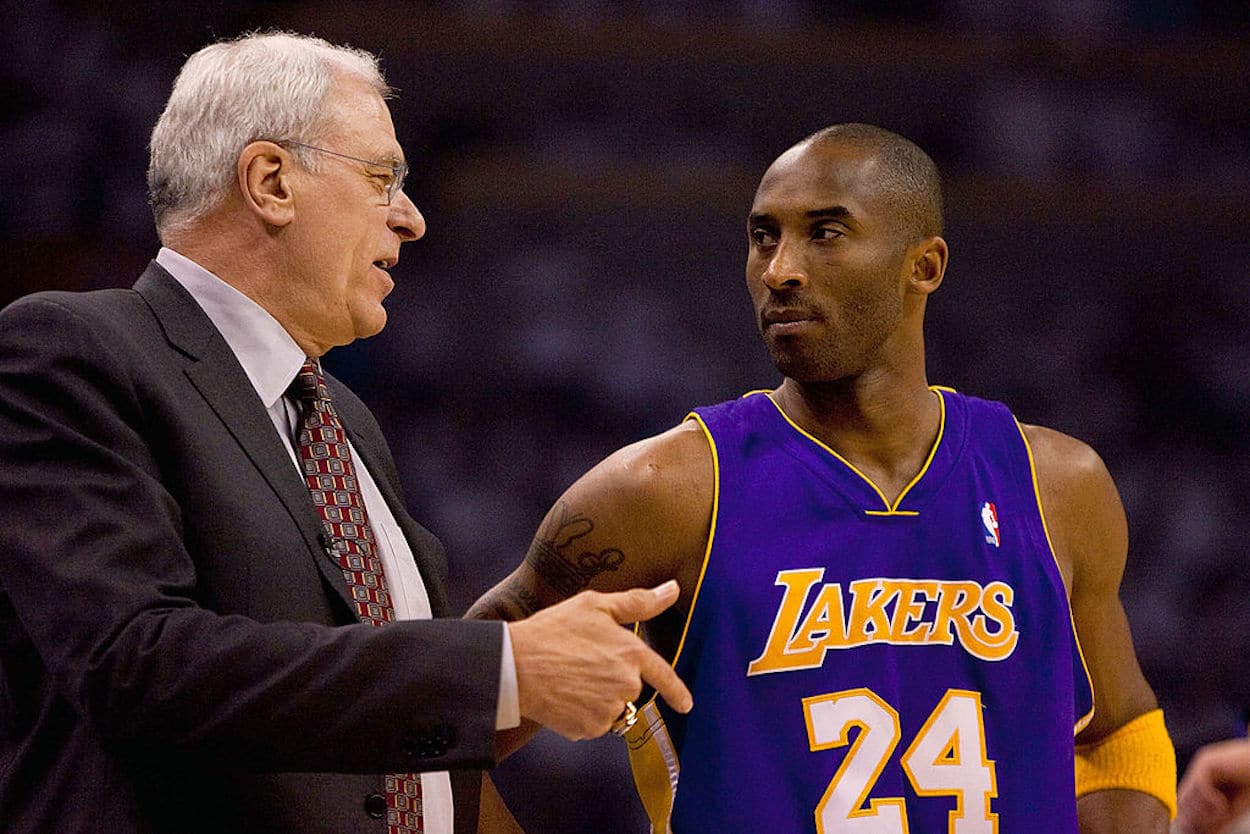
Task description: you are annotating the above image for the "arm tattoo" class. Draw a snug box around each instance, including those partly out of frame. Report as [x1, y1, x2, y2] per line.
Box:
[496, 584, 543, 620]
[529, 501, 625, 596]
[467, 582, 543, 621]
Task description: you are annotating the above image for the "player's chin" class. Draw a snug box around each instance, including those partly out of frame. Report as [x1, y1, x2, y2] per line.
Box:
[767, 343, 815, 378]
[768, 349, 843, 385]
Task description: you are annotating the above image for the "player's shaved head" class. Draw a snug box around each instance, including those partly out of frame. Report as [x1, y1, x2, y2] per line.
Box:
[799, 123, 943, 243]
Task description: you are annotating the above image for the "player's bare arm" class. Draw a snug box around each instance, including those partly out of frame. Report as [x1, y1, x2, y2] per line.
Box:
[1024, 423, 1172, 833]
[469, 419, 714, 626]
[466, 421, 711, 754]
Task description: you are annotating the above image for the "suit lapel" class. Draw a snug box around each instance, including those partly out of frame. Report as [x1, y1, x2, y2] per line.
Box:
[133, 263, 360, 618]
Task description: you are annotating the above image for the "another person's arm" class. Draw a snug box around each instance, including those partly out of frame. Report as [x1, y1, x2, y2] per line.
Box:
[1175, 737, 1250, 834]
[0, 294, 687, 774]
[1025, 424, 1175, 833]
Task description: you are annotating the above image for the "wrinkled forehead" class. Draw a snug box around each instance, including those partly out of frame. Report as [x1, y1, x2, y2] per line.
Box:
[750, 140, 886, 220]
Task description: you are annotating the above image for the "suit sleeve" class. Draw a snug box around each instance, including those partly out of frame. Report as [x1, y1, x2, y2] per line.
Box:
[0, 294, 501, 773]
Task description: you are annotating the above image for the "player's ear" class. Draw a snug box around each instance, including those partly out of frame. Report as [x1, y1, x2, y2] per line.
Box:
[906, 235, 947, 296]
[238, 141, 296, 228]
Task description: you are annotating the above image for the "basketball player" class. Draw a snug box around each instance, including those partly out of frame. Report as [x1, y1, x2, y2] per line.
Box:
[471, 124, 1175, 832]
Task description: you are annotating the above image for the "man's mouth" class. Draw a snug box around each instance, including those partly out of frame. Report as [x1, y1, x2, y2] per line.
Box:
[762, 307, 821, 333]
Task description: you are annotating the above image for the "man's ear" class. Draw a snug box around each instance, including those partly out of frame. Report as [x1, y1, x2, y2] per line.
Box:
[907, 235, 948, 296]
[237, 141, 296, 227]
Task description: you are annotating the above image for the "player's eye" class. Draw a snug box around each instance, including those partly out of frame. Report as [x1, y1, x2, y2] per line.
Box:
[749, 227, 778, 246]
[812, 226, 844, 241]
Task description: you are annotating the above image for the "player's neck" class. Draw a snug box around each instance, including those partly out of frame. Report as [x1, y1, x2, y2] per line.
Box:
[773, 372, 941, 504]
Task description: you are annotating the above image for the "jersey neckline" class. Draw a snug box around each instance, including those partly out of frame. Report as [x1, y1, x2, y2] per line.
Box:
[758, 386, 967, 517]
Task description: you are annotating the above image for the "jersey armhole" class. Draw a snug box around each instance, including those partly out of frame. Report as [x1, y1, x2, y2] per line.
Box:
[639, 412, 721, 699]
[1015, 418, 1096, 734]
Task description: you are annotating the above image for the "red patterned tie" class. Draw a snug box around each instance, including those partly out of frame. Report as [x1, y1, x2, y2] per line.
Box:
[290, 358, 423, 834]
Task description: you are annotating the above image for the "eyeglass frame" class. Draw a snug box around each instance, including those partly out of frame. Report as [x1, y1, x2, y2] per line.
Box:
[277, 140, 408, 205]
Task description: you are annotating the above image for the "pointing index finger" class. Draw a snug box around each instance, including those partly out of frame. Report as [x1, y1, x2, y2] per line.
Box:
[637, 642, 692, 714]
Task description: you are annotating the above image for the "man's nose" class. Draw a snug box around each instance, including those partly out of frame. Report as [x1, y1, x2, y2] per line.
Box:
[762, 238, 807, 290]
[389, 189, 426, 242]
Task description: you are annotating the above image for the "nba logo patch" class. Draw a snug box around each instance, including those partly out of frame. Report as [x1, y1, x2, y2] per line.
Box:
[981, 501, 1001, 547]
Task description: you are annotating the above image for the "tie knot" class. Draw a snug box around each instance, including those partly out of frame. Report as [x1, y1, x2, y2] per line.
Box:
[289, 358, 327, 405]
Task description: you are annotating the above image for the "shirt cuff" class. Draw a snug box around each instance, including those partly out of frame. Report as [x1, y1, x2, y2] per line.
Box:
[495, 623, 521, 730]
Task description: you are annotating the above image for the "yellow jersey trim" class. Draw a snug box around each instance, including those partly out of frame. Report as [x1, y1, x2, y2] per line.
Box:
[761, 387, 948, 517]
[665, 411, 721, 673]
[1015, 418, 1096, 736]
[627, 412, 720, 830]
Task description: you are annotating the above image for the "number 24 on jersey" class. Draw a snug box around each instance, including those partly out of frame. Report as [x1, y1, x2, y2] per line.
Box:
[803, 688, 997, 834]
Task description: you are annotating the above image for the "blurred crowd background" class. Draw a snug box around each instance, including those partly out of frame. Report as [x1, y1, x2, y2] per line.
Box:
[2, 1, 1247, 830]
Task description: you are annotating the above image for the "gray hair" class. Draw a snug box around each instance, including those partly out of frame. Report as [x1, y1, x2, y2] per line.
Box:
[148, 31, 392, 235]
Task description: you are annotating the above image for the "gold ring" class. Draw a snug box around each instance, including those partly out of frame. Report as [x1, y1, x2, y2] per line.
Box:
[610, 700, 639, 736]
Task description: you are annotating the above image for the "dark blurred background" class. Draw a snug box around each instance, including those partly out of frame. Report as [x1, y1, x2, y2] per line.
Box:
[2, 1, 1248, 829]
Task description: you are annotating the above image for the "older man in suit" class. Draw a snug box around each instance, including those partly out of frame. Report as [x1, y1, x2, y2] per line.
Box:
[0, 31, 690, 834]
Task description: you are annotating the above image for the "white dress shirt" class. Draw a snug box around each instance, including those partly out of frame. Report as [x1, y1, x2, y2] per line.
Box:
[157, 247, 520, 834]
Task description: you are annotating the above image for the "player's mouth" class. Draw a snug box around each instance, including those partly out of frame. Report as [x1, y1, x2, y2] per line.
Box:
[761, 307, 821, 335]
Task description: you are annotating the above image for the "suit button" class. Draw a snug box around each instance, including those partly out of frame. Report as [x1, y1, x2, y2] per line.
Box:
[435, 724, 458, 749]
[402, 723, 459, 760]
[364, 793, 387, 819]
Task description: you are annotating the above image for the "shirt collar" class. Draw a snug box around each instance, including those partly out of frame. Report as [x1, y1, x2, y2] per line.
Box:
[156, 247, 306, 408]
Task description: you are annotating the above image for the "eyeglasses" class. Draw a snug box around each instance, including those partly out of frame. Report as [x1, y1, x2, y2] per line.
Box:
[279, 140, 408, 205]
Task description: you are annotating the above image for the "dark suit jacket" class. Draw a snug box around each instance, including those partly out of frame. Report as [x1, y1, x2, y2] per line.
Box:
[0, 263, 497, 833]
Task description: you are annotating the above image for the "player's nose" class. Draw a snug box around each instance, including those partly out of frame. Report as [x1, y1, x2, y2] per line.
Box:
[762, 238, 808, 290]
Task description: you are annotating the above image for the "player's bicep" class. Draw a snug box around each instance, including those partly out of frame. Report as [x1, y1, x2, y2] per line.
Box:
[469, 423, 712, 621]
[523, 426, 712, 600]
[520, 493, 646, 599]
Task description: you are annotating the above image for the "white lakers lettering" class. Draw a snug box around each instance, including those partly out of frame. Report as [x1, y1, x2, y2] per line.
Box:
[747, 569, 1019, 676]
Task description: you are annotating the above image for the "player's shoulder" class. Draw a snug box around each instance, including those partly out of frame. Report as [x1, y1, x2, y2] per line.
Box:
[1019, 422, 1114, 497]
[557, 420, 713, 550]
[589, 419, 713, 503]
[1018, 422, 1126, 578]
[553, 418, 714, 594]
[620, 419, 711, 463]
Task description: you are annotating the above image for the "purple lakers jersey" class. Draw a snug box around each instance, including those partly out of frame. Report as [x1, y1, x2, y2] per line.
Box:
[626, 388, 1094, 833]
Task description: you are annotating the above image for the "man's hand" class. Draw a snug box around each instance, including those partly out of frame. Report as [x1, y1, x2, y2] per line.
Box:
[507, 579, 693, 740]
[1176, 738, 1250, 834]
